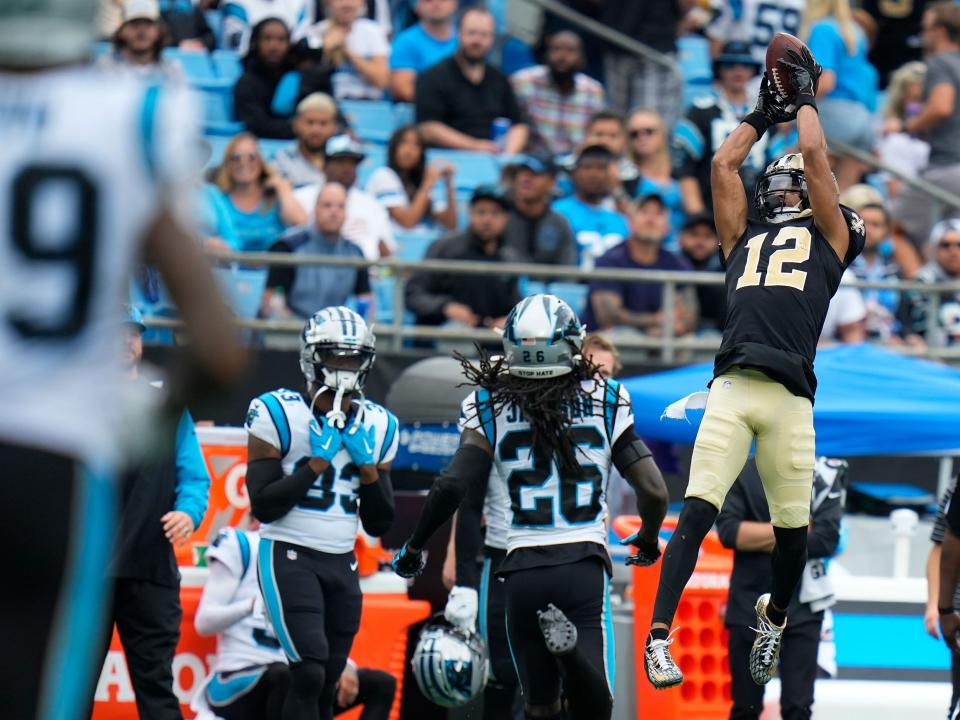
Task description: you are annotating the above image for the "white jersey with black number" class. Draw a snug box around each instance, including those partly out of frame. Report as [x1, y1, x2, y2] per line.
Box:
[460, 379, 634, 552]
[0, 67, 199, 464]
[706, 0, 805, 64]
[205, 528, 286, 672]
[245, 388, 399, 554]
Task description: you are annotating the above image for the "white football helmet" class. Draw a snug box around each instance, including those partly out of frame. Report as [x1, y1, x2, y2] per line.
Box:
[501, 294, 585, 379]
[0, 0, 98, 68]
[300, 307, 375, 427]
[412, 617, 489, 708]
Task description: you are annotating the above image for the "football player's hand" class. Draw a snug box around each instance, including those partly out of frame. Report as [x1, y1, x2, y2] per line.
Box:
[925, 604, 942, 640]
[342, 420, 377, 467]
[162, 511, 195, 547]
[309, 416, 343, 463]
[756, 72, 795, 125]
[392, 543, 426, 578]
[444, 586, 479, 630]
[940, 612, 960, 652]
[619, 530, 662, 567]
[336, 662, 360, 707]
[778, 47, 822, 107]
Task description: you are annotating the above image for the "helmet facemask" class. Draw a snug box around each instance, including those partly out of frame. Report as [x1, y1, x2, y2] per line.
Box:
[755, 169, 809, 223]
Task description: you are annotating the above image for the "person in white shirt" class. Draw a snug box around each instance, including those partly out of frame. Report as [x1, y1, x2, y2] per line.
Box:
[819, 269, 867, 345]
[295, 135, 396, 258]
[300, 0, 390, 100]
[365, 125, 457, 233]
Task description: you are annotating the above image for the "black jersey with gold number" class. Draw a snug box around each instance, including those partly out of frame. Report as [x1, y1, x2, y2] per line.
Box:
[713, 207, 866, 401]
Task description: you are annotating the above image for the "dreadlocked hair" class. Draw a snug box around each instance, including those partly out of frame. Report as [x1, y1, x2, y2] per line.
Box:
[455, 345, 619, 477]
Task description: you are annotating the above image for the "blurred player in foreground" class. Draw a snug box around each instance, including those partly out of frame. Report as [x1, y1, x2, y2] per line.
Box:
[393, 294, 668, 720]
[0, 2, 244, 716]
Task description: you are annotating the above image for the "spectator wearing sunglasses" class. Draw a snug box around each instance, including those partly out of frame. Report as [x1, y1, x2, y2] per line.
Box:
[211, 132, 308, 253]
[898, 218, 960, 347]
[672, 41, 766, 216]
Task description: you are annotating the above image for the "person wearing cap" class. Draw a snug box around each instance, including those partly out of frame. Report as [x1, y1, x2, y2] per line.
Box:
[233, 17, 334, 139]
[85, 306, 211, 719]
[677, 212, 726, 332]
[673, 41, 765, 215]
[582, 194, 697, 337]
[510, 30, 606, 156]
[405, 185, 521, 332]
[415, 8, 528, 154]
[366, 124, 458, 233]
[96, 0, 183, 80]
[295, 134, 396, 258]
[898, 218, 960, 347]
[552, 144, 630, 270]
[848, 203, 908, 342]
[263, 182, 373, 319]
[502, 154, 577, 266]
[272, 92, 341, 188]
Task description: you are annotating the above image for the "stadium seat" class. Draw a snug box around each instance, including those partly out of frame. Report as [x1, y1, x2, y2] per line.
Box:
[258, 138, 289, 162]
[340, 99, 396, 144]
[547, 282, 588, 315]
[92, 41, 112, 62]
[677, 34, 713, 107]
[212, 49, 243, 82]
[518, 278, 547, 298]
[371, 274, 396, 324]
[357, 144, 388, 188]
[393, 102, 414, 128]
[213, 266, 268, 320]
[204, 134, 230, 170]
[426, 150, 501, 192]
[205, 9, 225, 48]
[200, 84, 244, 136]
[394, 229, 440, 262]
[163, 47, 217, 82]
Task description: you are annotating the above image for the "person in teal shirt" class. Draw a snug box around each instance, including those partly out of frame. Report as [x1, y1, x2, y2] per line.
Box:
[389, 0, 459, 102]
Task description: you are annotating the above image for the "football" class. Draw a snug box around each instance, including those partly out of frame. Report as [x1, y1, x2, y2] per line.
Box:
[766, 32, 815, 100]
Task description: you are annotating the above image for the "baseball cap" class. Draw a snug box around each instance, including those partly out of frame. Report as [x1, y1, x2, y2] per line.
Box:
[470, 184, 510, 210]
[930, 218, 960, 245]
[838, 183, 884, 213]
[325, 134, 366, 161]
[575, 144, 615, 165]
[635, 192, 666, 210]
[122, 0, 160, 23]
[714, 41, 761, 71]
[681, 212, 716, 233]
[123, 304, 147, 334]
[511, 154, 557, 177]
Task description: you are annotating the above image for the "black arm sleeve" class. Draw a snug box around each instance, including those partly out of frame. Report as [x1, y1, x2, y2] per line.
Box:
[454, 468, 490, 589]
[613, 426, 668, 542]
[358, 469, 395, 537]
[246, 458, 319, 523]
[409, 444, 492, 549]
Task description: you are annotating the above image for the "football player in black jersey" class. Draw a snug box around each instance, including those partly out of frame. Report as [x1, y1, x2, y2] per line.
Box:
[643, 47, 866, 690]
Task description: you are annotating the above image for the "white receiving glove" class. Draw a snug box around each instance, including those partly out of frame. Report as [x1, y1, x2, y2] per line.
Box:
[444, 586, 479, 630]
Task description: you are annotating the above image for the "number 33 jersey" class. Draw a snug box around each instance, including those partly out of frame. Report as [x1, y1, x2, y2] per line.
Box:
[0, 68, 199, 463]
[715, 208, 866, 401]
[245, 389, 399, 554]
[460, 379, 634, 553]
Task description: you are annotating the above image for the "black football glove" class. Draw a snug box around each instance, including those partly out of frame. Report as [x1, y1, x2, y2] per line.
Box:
[391, 543, 426, 578]
[619, 530, 662, 567]
[742, 73, 794, 138]
[778, 46, 822, 111]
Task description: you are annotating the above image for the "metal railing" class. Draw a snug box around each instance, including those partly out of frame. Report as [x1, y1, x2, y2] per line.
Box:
[145, 250, 960, 363]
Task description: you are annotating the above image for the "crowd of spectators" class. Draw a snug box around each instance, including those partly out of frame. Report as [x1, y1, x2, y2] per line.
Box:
[102, 0, 960, 352]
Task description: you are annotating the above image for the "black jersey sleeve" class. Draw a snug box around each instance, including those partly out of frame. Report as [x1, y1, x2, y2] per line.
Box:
[840, 205, 867, 267]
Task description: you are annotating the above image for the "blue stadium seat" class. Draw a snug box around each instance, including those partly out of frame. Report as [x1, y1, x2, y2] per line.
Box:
[213, 266, 267, 319]
[518, 278, 547, 297]
[340, 99, 396, 144]
[371, 274, 396, 324]
[395, 229, 440, 262]
[258, 138, 289, 162]
[357, 144, 388, 188]
[199, 84, 244, 136]
[426, 150, 501, 192]
[163, 47, 216, 82]
[92, 41, 112, 62]
[393, 102, 414, 128]
[204, 134, 230, 169]
[547, 282, 588, 315]
[205, 9, 225, 48]
[212, 49, 243, 82]
[677, 34, 712, 86]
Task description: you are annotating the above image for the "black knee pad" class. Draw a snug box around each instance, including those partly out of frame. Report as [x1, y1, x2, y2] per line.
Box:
[679, 496, 719, 534]
[289, 660, 326, 695]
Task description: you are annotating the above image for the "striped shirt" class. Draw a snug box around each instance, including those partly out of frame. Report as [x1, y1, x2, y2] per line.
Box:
[931, 482, 960, 607]
[510, 65, 606, 156]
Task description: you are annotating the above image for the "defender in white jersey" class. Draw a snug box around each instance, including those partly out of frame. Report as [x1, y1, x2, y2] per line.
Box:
[0, 3, 243, 718]
[394, 294, 669, 720]
[245, 306, 396, 720]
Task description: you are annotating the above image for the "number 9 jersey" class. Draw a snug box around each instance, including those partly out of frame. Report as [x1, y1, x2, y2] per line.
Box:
[245, 389, 399, 553]
[460, 378, 635, 553]
[0, 68, 200, 464]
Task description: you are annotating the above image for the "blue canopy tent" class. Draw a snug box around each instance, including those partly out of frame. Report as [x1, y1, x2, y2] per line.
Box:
[621, 344, 960, 456]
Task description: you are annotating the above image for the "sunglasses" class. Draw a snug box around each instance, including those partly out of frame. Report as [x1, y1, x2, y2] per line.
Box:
[629, 127, 659, 139]
[228, 152, 259, 163]
[939, 241, 960, 250]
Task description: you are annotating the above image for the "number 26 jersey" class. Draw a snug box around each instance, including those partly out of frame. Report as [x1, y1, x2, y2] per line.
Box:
[460, 378, 634, 553]
[715, 208, 866, 401]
